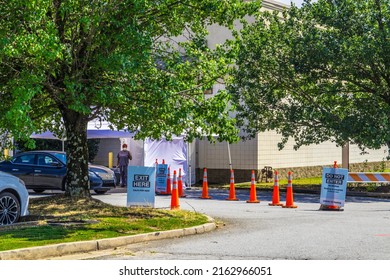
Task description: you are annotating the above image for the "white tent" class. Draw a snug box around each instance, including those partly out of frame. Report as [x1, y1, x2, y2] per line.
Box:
[114, 136, 194, 187]
[144, 136, 189, 187]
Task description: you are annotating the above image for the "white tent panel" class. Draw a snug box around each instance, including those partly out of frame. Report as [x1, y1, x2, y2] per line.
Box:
[144, 137, 188, 187]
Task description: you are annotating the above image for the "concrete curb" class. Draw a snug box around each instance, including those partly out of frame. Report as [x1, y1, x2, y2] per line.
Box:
[0, 220, 216, 260]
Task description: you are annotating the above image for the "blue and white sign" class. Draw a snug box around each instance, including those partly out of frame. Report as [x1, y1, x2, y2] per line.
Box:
[155, 163, 168, 194]
[320, 167, 348, 207]
[127, 166, 156, 207]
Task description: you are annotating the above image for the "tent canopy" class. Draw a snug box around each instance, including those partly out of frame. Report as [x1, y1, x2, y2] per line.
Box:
[30, 130, 135, 139]
[31, 121, 135, 140]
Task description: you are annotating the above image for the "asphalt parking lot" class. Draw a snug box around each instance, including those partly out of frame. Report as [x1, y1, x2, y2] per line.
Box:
[86, 187, 390, 260]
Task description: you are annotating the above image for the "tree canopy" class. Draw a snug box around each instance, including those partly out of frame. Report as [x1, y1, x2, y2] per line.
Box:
[0, 0, 261, 197]
[229, 0, 390, 151]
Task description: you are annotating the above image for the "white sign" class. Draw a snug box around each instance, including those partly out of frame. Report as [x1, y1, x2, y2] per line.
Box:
[320, 167, 348, 207]
[127, 166, 156, 207]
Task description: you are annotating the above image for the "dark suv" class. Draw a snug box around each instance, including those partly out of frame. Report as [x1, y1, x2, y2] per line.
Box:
[0, 151, 116, 194]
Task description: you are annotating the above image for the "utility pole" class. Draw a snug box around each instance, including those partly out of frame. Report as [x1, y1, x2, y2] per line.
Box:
[342, 143, 349, 170]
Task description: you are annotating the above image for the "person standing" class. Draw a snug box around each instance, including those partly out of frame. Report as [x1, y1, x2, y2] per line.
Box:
[117, 143, 132, 187]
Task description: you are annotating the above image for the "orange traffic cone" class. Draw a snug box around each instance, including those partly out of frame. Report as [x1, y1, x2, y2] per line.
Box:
[247, 170, 260, 203]
[282, 172, 297, 208]
[269, 170, 283, 206]
[200, 168, 211, 199]
[226, 169, 239, 201]
[178, 168, 186, 197]
[319, 204, 343, 211]
[166, 167, 172, 195]
[170, 170, 180, 210]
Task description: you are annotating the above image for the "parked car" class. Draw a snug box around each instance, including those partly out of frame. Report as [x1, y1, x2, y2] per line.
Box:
[0, 171, 29, 225]
[0, 151, 116, 194]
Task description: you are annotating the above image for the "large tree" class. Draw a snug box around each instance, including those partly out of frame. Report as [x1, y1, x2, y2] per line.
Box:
[229, 0, 390, 151]
[0, 0, 260, 198]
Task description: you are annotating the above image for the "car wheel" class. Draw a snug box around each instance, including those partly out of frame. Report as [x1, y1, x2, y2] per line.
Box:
[0, 192, 21, 225]
[94, 190, 107, 195]
[33, 189, 45, 193]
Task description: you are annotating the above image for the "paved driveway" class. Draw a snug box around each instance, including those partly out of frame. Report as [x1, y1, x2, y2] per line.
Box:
[93, 188, 390, 260]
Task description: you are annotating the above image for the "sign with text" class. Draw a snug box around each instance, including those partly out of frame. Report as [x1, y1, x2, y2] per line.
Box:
[320, 167, 348, 207]
[127, 166, 156, 207]
[155, 163, 168, 194]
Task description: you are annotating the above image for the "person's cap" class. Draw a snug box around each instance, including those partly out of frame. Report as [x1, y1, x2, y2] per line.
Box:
[122, 144, 127, 148]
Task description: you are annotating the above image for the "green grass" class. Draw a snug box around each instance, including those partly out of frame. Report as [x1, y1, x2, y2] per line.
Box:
[0, 195, 209, 252]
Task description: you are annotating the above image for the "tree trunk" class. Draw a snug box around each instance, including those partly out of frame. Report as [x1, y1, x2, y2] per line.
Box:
[63, 112, 91, 198]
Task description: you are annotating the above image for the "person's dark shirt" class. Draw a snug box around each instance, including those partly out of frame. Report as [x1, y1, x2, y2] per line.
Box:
[117, 150, 132, 166]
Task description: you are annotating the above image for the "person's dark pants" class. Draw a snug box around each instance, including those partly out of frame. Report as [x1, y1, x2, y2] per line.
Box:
[119, 165, 128, 187]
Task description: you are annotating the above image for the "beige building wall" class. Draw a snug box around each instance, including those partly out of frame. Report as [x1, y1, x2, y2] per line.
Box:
[197, 137, 259, 171]
[197, 129, 388, 183]
[257, 131, 341, 169]
[196, 136, 259, 183]
[257, 130, 387, 169]
[206, 1, 287, 48]
[348, 144, 387, 164]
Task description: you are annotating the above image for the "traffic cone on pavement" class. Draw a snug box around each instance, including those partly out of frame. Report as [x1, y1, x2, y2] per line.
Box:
[247, 170, 260, 203]
[178, 168, 186, 197]
[269, 170, 283, 206]
[282, 172, 298, 208]
[166, 167, 172, 195]
[226, 169, 239, 201]
[170, 170, 180, 210]
[200, 168, 211, 199]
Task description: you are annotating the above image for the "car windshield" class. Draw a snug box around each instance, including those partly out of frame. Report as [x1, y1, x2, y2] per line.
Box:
[51, 153, 67, 164]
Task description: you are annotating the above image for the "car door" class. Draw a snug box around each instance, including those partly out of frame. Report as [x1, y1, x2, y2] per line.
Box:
[33, 154, 66, 190]
[8, 154, 36, 187]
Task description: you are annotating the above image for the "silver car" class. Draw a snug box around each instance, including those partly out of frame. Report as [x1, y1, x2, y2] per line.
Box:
[0, 171, 29, 225]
